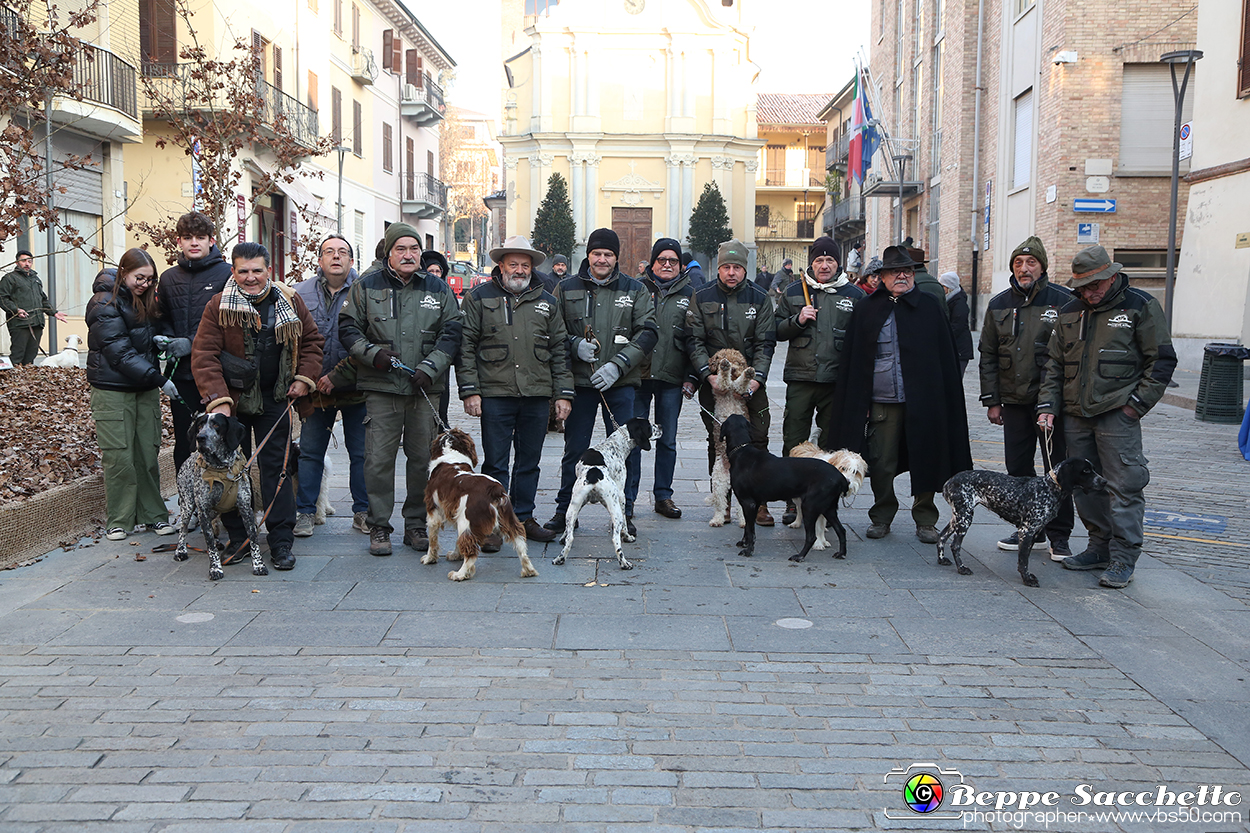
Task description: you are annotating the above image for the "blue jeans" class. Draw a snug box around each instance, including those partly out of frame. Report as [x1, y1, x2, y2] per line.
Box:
[555, 385, 635, 514]
[480, 396, 550, 521]
[625, 380, 683, 513]
[296, 401, 368, 515]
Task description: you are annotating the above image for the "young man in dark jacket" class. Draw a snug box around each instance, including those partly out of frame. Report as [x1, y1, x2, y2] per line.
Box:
[625, 237, 697, 521]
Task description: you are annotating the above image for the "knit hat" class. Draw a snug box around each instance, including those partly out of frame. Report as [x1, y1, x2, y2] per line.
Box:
[1069, 245, 1124, 287]
[551, 254, 568, 268]
[383, 222, 421, 257]
[808, 236, 841, 266]
[586, 227, 620, 258]
[716, 238, 749, 269]
[938, 271, 961, 291]
[862, 255, 884, 276]
[1010, 235, 1049, 274]
[649, 237, 682, 266]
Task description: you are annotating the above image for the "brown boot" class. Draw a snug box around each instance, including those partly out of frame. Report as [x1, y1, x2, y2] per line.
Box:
[755, 504, 775, 526]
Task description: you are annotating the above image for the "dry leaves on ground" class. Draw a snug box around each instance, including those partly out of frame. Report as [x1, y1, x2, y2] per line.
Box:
[0, 366, 174, 505]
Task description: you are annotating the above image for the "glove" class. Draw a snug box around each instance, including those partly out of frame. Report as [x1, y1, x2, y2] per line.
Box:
[153, 335, 171, 350]
[411, 368, 433, 390]
[160, 379, 179, 399]
[574, 337, 598, 363]
[373, 349, 401, 370]
[165, 337, 192, 357]
[590, 362, 621, 391]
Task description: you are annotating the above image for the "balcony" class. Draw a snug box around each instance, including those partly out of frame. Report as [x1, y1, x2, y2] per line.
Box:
[830, 197, 865, 233]
[401, 76, 445, 127]
[351, 47, 378, 85]
[755, 218, 816, 241]
[402, 172, 447, 219]
[826, 132, 850, 171]
[142, 63, 319, 150]
[759, 170, 824, 189]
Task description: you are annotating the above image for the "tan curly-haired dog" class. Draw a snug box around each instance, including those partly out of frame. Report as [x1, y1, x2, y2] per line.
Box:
[706, 348, 755, 528]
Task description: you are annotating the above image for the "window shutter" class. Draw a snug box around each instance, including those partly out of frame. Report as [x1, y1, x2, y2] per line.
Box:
[427, 150, 434, 177]
[382, 123, 393, 172]
[391, 35, 402, 76]
[251, 30, 264, 80]
[406, 138, 415, 199]
[353, 100, 362, 156]
[307, 70, 318, 110]
[331, 87, 342, 144]
[1120, 64, 1194, 171]
[417, 55, 424, 88]
[333, 0, 342, 34]
[273, 45, 282, 91]
[1011, 89, 1032, 188]
[1242, 0, 1250, 98]
[351, 4, 359, 50]
[406, 50, 418, 86]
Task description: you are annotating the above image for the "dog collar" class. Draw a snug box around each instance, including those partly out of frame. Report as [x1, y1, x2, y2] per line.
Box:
[726, 442, 752, 457]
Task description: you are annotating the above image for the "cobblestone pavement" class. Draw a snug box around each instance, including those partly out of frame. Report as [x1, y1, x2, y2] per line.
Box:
[0, 354, 1247, 832]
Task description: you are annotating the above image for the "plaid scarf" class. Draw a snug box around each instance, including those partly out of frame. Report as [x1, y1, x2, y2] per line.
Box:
[218, 280, 302, 346]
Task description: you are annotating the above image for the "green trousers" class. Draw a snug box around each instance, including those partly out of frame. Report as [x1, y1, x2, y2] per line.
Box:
[865, 401, 938, 528]
[9, 325, 43, 365]
[91, 387, 166, 530]
[782, 380, 836, 456]
[364, 391, 435, 534]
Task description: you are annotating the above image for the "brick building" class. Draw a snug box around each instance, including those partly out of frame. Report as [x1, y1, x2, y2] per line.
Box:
[866, 0, 1196, 314]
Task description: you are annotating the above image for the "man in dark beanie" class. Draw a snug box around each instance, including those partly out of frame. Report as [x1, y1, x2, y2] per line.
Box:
[545, 227, 658, 535]
[979, 235, 1076, 559]
[1, 250, 67, 364]
[625, 237, 697, 522]
[339, 221, 462, 556]
[774, 235, 864, 524]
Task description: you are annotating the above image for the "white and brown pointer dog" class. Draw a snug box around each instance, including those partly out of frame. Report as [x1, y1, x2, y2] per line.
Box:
[423, 429, 538, 582]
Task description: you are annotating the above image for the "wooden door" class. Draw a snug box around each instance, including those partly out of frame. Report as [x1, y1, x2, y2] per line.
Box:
[611, 207, 652, 276]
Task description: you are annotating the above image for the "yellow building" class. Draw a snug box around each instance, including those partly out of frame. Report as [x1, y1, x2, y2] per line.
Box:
[753, 93, 832, 274]
[499, 0, 762, 269]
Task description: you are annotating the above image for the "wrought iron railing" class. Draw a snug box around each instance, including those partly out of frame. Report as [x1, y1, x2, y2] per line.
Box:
[404, 171, 447, 207]
[255, 78, 319, 148]
[832, 197, 864, 227]
[72, 44, 138, 119]
[826, 132, 850, 170]
[755, 218, 817, 239]
[402, 75, 446, 114]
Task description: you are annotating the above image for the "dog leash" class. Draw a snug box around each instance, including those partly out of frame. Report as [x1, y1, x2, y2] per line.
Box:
[597, 389, 622, 432]
[388, 356, 451, 433]
[1040, 424, 1054, 472]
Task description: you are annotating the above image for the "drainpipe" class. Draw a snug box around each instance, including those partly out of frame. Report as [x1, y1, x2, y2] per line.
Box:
[969, 0, 986, 323]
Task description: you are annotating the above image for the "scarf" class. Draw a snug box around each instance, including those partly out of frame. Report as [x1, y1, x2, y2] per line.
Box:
[805, 273, 851, 294]
[219, 280, 302, 347]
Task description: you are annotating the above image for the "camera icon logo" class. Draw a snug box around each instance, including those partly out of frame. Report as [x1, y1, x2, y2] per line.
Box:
[884, 762, 965, 820]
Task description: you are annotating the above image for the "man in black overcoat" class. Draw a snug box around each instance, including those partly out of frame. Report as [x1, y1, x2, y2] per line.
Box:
[827, 246, 973, 543]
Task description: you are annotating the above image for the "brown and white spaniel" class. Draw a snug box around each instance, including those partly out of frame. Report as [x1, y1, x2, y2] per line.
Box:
[423, 429, 538, 582]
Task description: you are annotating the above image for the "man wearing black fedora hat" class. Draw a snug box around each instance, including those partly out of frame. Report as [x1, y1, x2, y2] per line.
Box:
[1037, 245, 1176, 589]
[828, 245, 972, 543]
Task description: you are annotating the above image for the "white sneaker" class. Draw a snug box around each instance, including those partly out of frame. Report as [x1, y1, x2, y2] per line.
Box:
[132, 524, 148, 533]
[152, 522, 177, 536]
[106, 527, 127, 541]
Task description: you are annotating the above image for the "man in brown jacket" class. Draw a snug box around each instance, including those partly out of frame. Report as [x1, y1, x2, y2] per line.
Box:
[192, 242, 324, 571]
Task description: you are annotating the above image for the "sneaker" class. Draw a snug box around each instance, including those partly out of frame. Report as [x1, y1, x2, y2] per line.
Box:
[544, 513, 567, 534]
[755, 505, 775, 527]
[132, 524, 148, 533]
[403, 527, 429, 552]
[352, 511, 369, 533]
[271, 546, 296, 571]
[1048, 538, 1073, 561]
[221, 543, 251, 566]
[1098, 561, 1135, 589]
[997, 530, 1046, 551]
[654, 499, 682, 519]
[865, 523, 891, 539]
[480, 532, 503, 553]
[781, 501, 797, 525]
[915, 525, 940, 544]
[106, 527, 127, 541]
[293, 513, 315, 538]
[152, 522, 177, 536]
[1062, 548, 1111, 571]
[369, 527, 392, 556]
[523, 518, 557, 543]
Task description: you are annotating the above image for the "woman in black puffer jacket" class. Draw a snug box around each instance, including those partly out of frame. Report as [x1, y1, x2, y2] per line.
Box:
[86, 248, 181, 543]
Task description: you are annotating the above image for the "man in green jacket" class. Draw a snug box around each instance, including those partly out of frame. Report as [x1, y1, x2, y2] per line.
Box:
[1, 250, 68, 364]
[625, 237, 697, 521]
[774, 236, 864, 524]
[688, 238, 778, 525]
[460, 236, 573, 547]
[544, 228, 658, 536]
[1038, 245, 1177, 589]
[338, 222, 462, 556]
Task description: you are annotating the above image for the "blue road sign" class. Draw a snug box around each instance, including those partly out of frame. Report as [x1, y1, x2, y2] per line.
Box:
[1074, 198, 1116, 213]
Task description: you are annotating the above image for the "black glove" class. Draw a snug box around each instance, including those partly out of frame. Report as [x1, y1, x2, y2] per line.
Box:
[411, 368, 433, 390]
[373, 349, 401, 370]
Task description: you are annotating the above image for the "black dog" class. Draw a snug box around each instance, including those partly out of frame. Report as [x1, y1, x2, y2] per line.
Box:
[174, 413, 268, 581]
[721, 414, 850, 562]
[937, 457, 1108, 587]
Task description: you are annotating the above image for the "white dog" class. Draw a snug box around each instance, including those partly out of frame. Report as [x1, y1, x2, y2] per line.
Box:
[39, 334, 82, 368]
[786, 443, 868, 550]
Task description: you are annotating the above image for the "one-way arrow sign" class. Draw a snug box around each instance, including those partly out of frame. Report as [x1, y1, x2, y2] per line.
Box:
[1074, 198, 1116, 213]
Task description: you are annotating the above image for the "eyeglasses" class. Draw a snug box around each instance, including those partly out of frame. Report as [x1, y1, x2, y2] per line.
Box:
[655, 257, 680, 267]
[321, 247, 351, 257]
[131, 275, 155, 285]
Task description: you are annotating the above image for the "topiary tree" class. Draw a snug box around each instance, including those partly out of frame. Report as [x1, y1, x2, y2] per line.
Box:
[531, 173, 575, 260]
[687, 182, 733, 262]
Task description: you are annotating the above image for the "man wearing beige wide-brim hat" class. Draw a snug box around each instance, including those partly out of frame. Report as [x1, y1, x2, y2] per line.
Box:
[458, 235, 573, 546]
[1036, 245, 1177, 590]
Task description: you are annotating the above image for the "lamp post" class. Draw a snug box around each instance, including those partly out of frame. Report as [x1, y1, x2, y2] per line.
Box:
[334, 145, 350, 235]
[1160, 49, 1202, 327]
[892, 153, 912, 246]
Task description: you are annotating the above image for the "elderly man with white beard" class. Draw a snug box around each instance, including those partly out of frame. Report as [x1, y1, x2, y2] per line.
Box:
[458, 236, 574, 548]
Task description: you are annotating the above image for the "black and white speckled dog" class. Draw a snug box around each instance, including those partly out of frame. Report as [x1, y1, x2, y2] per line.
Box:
[174, 413, 268, 581]
[937, 457, 1107, 587]
[556, 417, 658, 571]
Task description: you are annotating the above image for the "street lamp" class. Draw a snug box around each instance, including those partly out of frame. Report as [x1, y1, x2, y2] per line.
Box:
[334, 145, 350, 235]
[1160, 49, 1202, 327]
[892, 153, 912, 247]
